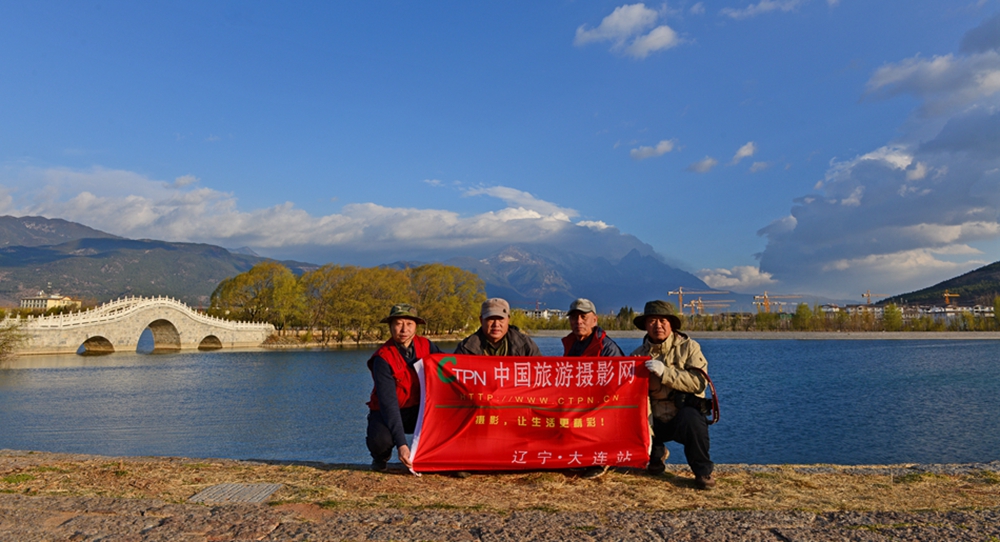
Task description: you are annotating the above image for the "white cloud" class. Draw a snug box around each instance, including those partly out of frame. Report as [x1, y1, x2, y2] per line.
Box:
[731, 141, 757, 164]
[625, 25, 680, 58]
[687, 156, 718, 173]
[697, 265, 777, 292]
[690, 3, 706, 15]
[865, 51, 1000, 115]
[720, 0, 804, 20]
[749, 161, 770, 172]
[630, 139, 677, 160]
[574, 4, 681, 59]
[171, 175, 199, 188]
[0, 166, 655, 265]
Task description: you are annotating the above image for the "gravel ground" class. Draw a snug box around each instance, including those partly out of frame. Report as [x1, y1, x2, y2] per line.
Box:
[3, 493, 1000, 541]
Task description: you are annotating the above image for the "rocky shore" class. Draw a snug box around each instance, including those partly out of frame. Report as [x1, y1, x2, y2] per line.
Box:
[2, 450, 999, 541]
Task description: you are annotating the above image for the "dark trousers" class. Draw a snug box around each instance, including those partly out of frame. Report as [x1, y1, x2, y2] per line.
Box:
[366, 406, 419, 461]
[652, 405, 713, 477]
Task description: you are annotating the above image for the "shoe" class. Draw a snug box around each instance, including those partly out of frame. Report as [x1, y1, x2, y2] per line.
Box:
[694, 474, 716, 490]
[647, 444, 668, 475]
[371, 458, 388, 473]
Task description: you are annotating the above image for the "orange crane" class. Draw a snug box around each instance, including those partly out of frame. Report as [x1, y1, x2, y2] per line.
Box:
[753, 291, 802, 313]
[862, 290, 888, 304]
[669, 287, 729, 314]
[694, 297, 735, 315]
[943, 290, 960, 306]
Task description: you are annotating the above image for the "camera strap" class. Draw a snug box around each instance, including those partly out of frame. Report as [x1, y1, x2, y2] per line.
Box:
[689, 367, 720, 425]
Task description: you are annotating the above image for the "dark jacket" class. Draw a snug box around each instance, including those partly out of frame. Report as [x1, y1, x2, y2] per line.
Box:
[561, 326, 624, 357]
[454, 325, 541, 356]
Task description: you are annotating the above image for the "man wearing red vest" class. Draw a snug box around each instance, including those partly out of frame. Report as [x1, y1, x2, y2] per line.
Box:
[366, 303, 441, 472]
[562, 298, 624, 357]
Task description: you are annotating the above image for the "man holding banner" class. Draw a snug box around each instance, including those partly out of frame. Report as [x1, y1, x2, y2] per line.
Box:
[455, 298, 541, 357]
[631, 300, 716, 489]
[365, 303, 442, 472]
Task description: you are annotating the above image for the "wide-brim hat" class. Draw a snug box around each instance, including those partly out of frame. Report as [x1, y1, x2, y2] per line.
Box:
[380, 303, 426, 325]
[633, 300, 682, 331]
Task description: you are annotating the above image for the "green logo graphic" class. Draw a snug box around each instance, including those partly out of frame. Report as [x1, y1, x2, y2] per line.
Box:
[437, 356, 457, 384]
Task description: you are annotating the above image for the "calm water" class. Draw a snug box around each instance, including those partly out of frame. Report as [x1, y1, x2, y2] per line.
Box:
[2, 337, 998, 465]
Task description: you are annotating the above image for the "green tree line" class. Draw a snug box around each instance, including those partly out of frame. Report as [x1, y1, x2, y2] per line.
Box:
[209, 261, 487, 344]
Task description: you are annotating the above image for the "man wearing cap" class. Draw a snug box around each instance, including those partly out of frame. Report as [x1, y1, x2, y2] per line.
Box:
[455, 298, 541, 356]
[562, 298, 624, 357]
[366, 303, 442, 472]
[631, 300, 716, 489]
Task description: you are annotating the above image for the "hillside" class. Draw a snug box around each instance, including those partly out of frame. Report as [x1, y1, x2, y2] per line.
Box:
[0, 215, 120, 247]
[883, 260, 1000, 306]
[0, 218, 317, 307]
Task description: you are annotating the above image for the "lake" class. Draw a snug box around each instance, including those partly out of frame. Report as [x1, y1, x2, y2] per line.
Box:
[2, 337, 998, 466]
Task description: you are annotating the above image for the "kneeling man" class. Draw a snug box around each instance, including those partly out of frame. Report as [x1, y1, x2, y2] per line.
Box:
[631, 300, 716, 489]
[366, 303, 441, 472]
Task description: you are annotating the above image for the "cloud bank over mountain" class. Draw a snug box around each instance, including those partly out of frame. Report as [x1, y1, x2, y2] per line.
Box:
[0, 166, 661, 267]
[756, 12, 1000, 297]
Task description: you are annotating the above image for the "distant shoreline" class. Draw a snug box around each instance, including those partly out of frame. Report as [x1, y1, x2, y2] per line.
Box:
[529, 330, 1000, 340]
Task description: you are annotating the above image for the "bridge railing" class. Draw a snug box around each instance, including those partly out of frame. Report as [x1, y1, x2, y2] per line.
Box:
[4, 295, 273, 331]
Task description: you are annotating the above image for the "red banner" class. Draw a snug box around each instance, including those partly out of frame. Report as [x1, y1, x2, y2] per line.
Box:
[410, 354, 651, 472]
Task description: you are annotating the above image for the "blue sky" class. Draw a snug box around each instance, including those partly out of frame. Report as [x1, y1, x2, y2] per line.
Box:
[2, 1, 999, 299]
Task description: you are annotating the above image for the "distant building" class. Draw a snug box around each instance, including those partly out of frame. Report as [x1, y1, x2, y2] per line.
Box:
[525, 308, 567, 320]
[19, 291, 81, 311]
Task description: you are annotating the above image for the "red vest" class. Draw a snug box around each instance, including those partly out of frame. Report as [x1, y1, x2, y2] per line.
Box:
[561, 328, 606, 356]
[367, 336, 432, 411]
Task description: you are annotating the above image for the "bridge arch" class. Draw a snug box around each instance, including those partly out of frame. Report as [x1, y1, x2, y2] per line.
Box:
[13, 295, 275, 356]
[198, 335, 223, 350]
[147, 319, 181, 352]
[78, 336, 115, 356]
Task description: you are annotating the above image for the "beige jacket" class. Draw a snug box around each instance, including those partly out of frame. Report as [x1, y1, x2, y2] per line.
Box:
[630, 331, 708, 423]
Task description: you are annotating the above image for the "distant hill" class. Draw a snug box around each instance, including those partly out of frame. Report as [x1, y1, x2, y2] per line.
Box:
[883, 261, 1000, 307]
[0, 215, 121, 247]
[439, 245, 736, 313]
[0, 217, 317, 307]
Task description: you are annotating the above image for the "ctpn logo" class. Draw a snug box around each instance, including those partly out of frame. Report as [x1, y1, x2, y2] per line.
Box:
[436, 356, 458, 383]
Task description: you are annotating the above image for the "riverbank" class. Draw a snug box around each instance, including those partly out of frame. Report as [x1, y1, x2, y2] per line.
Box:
[531, 330, 1000, 340]
[2, 450, 998, 540]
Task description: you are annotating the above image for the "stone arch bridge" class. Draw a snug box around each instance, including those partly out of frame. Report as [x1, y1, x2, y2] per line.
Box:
[7, 296, 275, 355]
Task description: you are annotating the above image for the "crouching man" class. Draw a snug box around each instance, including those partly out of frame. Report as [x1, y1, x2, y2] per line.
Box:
[631, 300, 716, 489]
[366, 303, 441, 472]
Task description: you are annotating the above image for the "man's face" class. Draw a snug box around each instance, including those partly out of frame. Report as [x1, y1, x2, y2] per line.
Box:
[390, 318, 417, 347]
[569, 311, 598, 340]
[645, 316, 672, 342]
[482, 315, 509, 344]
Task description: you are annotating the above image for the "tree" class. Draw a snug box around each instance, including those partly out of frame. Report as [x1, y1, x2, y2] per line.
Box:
[409, 264, 486, 335]
[791, 303, 813, 331]
[210, 261, 304, 330]
[300, 265, 359, 343]
[0, 321, 26, 363]
[334, 267, 412, 343]
[883, 304, 903, 331]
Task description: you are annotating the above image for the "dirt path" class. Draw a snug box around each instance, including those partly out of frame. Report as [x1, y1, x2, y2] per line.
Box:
[3, 450, 999, 541]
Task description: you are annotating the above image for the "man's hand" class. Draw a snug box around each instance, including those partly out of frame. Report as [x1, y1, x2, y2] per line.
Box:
[645, 359, 665, 378]
[397, 444, 412, 469]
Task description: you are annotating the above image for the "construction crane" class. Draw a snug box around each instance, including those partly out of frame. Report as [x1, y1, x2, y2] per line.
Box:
[694, 297, 735, 315]
[943, 290, 960, 306]
[668, 286, 729, 314]
[862, 290, 888, 305]
[753, 291, 803, 313]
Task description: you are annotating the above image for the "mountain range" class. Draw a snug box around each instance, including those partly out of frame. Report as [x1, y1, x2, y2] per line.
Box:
[11, 214, 995, 313]
[0, 215, 733, 312]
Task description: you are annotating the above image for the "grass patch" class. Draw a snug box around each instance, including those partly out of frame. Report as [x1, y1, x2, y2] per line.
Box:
[183, 463, 212, 469]
[573, 525, 598, 532]
[318, 500, 344, 509]
[893, 472, 939, 484]
[2, 474, 34, 484]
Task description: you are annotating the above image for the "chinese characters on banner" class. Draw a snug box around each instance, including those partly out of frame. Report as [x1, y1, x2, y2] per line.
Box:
[409, 354, 651, 472]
